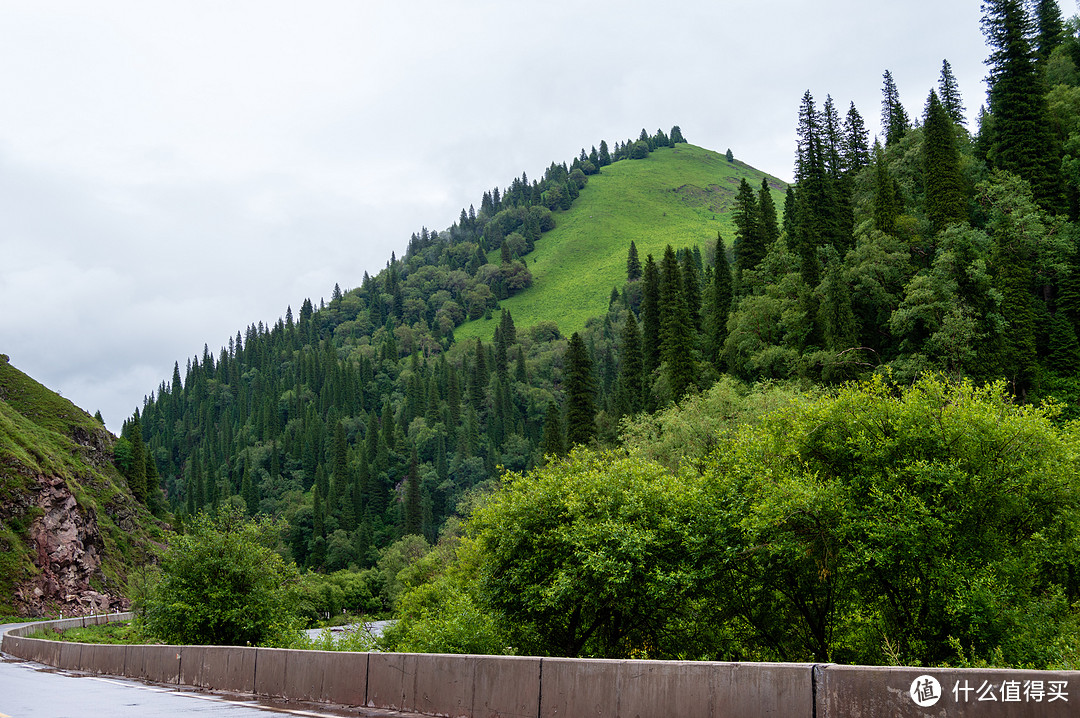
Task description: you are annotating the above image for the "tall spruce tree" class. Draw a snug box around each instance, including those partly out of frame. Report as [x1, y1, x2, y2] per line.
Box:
[540, 401, 565, 459]
[982, 0, 1063, 210]
[709, 234, 734, 371]
[404, 444, 422, 536]
[817, 245, 858, 352]
[680, 250, 703, 334]
[733, 179, 765, 285]
[1034, 0, 1065, 70]
[659, 246, 697, 401]
[881, 70, 910, 147]
[627, 241, 642, 281]
[938, 59, 967, 126]
[872, 141, 900, 235]
[127, 417, 148, 504]
[842, 102, 871, 173]
[641, 255, 662, 376]
[758, 178, 781, 248]
[616, 311, 645, 417]
[564, 332, 597, 448]
[924, 90, 967, 232]
[792, 90, 832, 288]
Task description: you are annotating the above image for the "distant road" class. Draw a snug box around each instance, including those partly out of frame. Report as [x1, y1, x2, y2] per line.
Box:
[303, 620, 393, 643]
[0, 621, 410, 717]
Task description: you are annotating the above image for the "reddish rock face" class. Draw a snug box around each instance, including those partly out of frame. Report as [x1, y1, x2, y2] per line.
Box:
[14, 471, 129, 617]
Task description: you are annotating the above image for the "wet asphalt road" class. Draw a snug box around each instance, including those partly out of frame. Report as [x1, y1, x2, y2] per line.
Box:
[0, 623, 416, 718]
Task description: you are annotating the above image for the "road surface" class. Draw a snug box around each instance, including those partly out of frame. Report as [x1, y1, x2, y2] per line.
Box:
[0, 621, 415, 718]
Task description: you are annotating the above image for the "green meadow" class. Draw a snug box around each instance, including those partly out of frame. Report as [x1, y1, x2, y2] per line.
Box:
[455, 144, 787, 341]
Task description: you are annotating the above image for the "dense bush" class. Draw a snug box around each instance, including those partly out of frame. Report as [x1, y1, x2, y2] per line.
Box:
[388, 376, 1080, 668]
[141, 509, 302, 647]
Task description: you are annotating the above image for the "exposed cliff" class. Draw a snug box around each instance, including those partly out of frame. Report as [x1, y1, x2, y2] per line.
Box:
[0, 354, 167, 616]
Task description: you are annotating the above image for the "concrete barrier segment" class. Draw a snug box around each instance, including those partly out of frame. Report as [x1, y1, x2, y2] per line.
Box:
[539, 657, 622, 717]
[472, 654, 542, 718]
[308, 650, 368, 706]
[86, 643, 127, 676]
[817, 664, 1080, 718]
[253, 647, 289, 699]
[409, 653, 475, 717]
[57, 641, 83, 671]
[125, 645, 182, 684]
[366, 651, 411, 711]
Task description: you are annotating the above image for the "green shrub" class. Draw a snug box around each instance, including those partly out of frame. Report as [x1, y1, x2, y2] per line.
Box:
[142, 508, 301, 647]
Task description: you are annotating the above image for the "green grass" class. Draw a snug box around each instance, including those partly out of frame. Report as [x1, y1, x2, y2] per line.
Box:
[0, 357, 102, 437]
[455, 144, 787, 342]
[27, 621, 155, 644]
[0, 357, 167, 616]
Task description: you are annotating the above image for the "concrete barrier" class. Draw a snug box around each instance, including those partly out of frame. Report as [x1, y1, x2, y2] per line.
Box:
[3, 614, 1078, 718]
[179, 645, 257, 693]
[471, 654, 542, 718]
[125, 645, 182, 684]
[85, 643, 127, 676]
[538, 658, 815, 718]
[366, 651, 412, 711]
[817, 664, 1080, 717]
[255, 648, 369, 705]
[57, 641, 84, 671]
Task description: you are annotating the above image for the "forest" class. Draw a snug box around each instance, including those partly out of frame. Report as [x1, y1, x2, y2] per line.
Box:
[116, 0, 1080, 667]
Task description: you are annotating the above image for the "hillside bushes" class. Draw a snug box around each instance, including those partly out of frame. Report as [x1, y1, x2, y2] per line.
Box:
[384, 375, 1080, 668]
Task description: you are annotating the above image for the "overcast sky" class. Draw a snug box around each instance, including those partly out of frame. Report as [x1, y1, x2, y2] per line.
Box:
[0, 1, 1027, 431]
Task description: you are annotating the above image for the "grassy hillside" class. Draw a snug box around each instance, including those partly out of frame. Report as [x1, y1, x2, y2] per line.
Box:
[0, 355, 165, 615]
[456, 144, 787, 341]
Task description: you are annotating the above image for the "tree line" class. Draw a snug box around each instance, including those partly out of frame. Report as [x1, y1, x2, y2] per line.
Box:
[128, 127, 692, 572]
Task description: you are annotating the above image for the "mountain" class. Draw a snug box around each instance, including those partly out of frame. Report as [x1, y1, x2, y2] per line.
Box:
[457, 144, 786, 341]
[132, 132, 772, 572]
[0, 354, 166, 616]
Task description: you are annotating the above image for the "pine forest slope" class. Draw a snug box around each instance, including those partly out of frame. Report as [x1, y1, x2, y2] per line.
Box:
[457, 144, 787, 340]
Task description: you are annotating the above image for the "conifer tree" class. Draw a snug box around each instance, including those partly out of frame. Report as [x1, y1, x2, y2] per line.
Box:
[881, 70, 910, 147]
[1046, 311, 1080, 373]
[617, 311, 644, 416]
[821, 95, 845, 180]
[938, 59, 967, 126]
[540, 401, 565, 460]
[680, 250, 703, 334]
[333, 419, 348, 491]
[404, 444, 422, 536]
[564, 332, 597, 448]
[709, 234, 734, 370]
[127, 417, 148, 503]
[986, 173, 1041, 394]
[1034, 0, 1065, 70]
[733, 179, 765, 284]
[982, 0, 1063, 209]
[659, 246, 697, 401]
[641, 255, 662, 375]
[757, 179, 780, 250]
[924, 90, 967, 232]
[627, 241, 642, 281]
[242, 462, 258, 516]
[843, 102, 871, 173]
[192, 453, 205, 510]
[872, 141, 899, 235]
[1058, 241, 1080, 339]
[817, 246, 858, 352]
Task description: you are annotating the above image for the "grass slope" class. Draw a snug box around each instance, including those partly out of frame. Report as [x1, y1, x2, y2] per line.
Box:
[455, 144, 787, 341]
[0, 356, 164, 614]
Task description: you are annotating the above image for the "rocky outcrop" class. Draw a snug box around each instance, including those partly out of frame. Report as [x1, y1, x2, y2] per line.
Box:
[13, 472, 129, 617]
